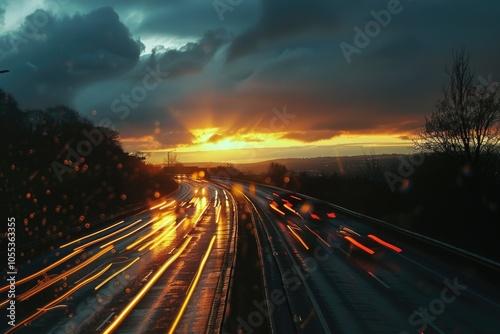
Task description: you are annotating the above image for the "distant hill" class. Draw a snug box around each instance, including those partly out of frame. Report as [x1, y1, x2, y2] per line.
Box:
[183, 154, 403, 175]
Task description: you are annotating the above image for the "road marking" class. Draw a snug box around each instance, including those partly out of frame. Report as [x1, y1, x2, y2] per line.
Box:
[102, 237, 192, 334]
[168, 235, 217, 334]
[304, 224, 331, 247]
[367, 271, 390, 289]
[414, 310, 445, 334]
[95, 312, 115, 332]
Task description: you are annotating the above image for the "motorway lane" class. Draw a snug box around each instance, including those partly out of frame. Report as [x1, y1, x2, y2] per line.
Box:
[1, 180, 236, 333]
[230, 181, 500, 333]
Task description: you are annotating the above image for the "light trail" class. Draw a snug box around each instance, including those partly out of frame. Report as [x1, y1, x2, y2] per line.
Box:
[344, 236, 375, 255]
[102, 237, 192, 334]
[6, 264, 111, 333]
[159, 200, 176, 210]
[60, 220, 126, 249]
[17, 245, 114, 301]
[0, 248, 84, 293]
[167, 235, 216, 334]
[304, 224, 331, 247]
[287, 225, 310, 250]
[95, 257, 140, 291]
[149, 201, 167, 210]
[367, 234, 402, 253]
[125, 217, 173, 251]
[74, 219, 145, 251]
[99, 218, 157, 249]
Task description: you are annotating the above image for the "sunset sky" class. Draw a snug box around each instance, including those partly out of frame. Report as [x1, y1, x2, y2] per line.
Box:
[1, 0, 499, 163]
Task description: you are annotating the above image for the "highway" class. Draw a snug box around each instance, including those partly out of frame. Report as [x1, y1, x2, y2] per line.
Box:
[2, 178, 499, 333]
[1, 180, 236, 333]
[222, 180, 500, 334]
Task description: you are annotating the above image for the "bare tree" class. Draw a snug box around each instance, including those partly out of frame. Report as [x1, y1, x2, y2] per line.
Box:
[163, 151, 181, 167]
[414, 48, 500, 167]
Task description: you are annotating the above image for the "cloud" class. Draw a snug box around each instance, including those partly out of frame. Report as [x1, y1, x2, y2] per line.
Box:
[226, 0, 337, 62]
[142, 28, 229, 78]
[0, 3, 6, 26]
[0, 6, 144, 109]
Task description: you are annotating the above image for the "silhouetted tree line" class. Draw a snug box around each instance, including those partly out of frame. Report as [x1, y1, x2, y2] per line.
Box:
[0, 89, 177, 260]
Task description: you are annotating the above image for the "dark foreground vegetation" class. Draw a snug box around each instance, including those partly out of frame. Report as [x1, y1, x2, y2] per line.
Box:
[0, 89, 177, 262]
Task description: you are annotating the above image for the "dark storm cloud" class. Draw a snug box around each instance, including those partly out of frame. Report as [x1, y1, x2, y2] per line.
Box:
[0, 6, 143, 109]
[71, 28, 230, 148]
[0, 3, 6, 26]
[143, 29, 229, 78]
[226, 0, 337, 62]
[59, 0, 258, 41]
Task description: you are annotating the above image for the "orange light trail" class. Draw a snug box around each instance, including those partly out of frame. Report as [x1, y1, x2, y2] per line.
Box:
[5, 263, 111, 333]
[17, 245, 114, 301]
[99, 218, 155, 249]
[60, 220, 126, 249]
[159, 200, 176, 210]
[95, 257, 140, 291]
[287, 225, 310, 250]
[148, 218, 185, 251]
[304, 224, 331, 247]
[290, 195, 302, 201]
[367, 234, 402, 253]
[344, 236, 375, 255]
[74, 219, 145, 251]
[102, 236, 192, 334]
[0, 248, 84, 293]
[149, 201, 167, 210]
[167, 235, 216, 334]
[125, 217, 173, 251]
[270, 202, 285, 215]
[310, 212, 321, 220]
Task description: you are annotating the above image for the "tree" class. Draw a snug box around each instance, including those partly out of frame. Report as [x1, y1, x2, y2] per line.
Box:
[268, 162, 288, 186]
[414, 48, 500, 168]
[163, 151, 181, 167]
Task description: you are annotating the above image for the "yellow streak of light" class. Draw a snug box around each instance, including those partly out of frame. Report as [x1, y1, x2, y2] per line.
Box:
[95, 257, 140, 291]
[0, 249, 84, 293]
[148, 219, 185, 251]
[215, 205, 221, 224]
[102, 237, 192, 334]
[125, 218, 173, 251]
[287, 225, 310, 250]
[6, 264, 111, 334]
[149, 201, 166, 210]
[168, 235, 216, 334]
[99, 218, 156, 249]
[159, 200, 176, 210]
[17, 245, 114, 301]
[137, 218, 181, 252]
[304, 224, 331, 248]
[74, 219, 145, 251]
[60, 220, 125, 248]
